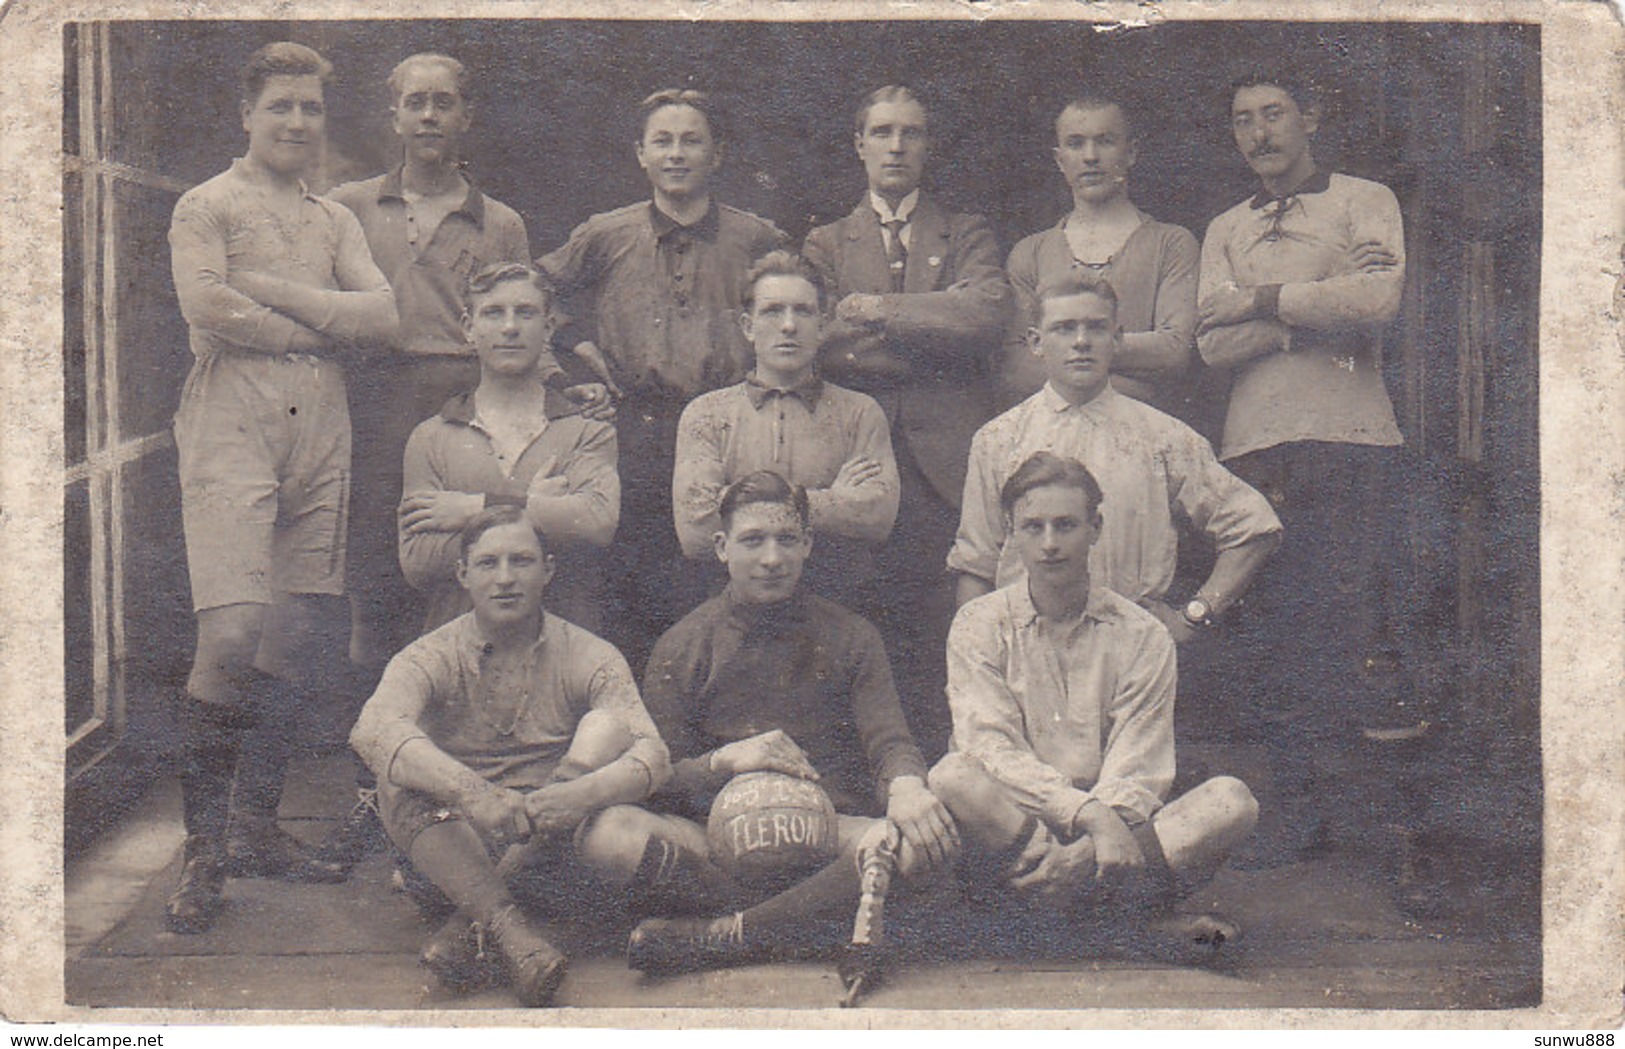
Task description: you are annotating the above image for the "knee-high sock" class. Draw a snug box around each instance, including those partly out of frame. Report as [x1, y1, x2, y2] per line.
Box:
[177, 695, 249, 846]
[231, 672, 299, 823]
[629, 836, 735, 915]
[408, 820, 514, 924]
[734, 853, 864, 947]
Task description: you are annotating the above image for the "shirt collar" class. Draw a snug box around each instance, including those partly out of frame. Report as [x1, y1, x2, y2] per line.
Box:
[1248, 167, 1332, 210]
[650, 199, 721, 242]
[1011, 580, 1112, 628]
[744, 371, 824, 409]
[438, 385, 577, 425]
[870, 189, 920, 226]
[378, 166, 487, 228]
[1040, 381, 1116, 414]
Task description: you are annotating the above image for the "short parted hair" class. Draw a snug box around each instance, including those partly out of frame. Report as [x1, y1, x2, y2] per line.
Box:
[999, 452, 1105, 521]
[458, 504, 547, 563]
[854, 84, 929, 135]
[638, 88, 725, 146]
[465, 262, 557, 313]
[241, 42, 332, 108]
[387, 52, 468, 105]
[1056, 94, 1138, 143]
[1034, 272, 1120, 324]
[718, 470, 811, 533]
[1229, 67, 1319, 114]
[741, 250, 828, 312]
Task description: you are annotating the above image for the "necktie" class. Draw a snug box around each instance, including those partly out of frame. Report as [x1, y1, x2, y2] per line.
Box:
[883, 219, 907, 292]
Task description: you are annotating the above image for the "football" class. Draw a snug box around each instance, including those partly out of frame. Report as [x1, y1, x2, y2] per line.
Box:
[707, 771, 839, 886]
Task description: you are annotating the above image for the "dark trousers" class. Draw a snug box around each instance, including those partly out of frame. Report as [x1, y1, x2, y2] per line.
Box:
[1224, 440, 1416, 851]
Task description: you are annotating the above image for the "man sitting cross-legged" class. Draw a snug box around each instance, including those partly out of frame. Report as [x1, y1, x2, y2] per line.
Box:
[627, 470, 959, 974]
[350, 507, 720, 1006]
[929, 452, 1258, 948]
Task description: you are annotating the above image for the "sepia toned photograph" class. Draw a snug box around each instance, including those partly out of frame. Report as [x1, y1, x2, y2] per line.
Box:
[1, 0, 1613, 1028]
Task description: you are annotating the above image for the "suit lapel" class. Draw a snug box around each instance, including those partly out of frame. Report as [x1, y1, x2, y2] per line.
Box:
[840, 199, 890, 294]
[903, 196, 948, 293]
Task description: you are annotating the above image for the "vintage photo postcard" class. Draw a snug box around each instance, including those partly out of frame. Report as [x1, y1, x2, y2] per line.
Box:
[0, 0, 1620, 1032]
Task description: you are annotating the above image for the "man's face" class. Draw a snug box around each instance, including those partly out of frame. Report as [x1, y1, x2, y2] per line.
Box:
[1231, 84, 1318, 182]
[242, 74, 326, 177]
[1031, 291, 1119, 402]
[391, 61, 470, 167]
[636, 104, 720, 202]
[854, 98, 928, 200]
[1007, 483, 1100, 594]
[457, 522, 554, 630]
[463, 278, 555, 380]
[714, 502, 812, 606]
[741, 274, 822, 383]
[1053, 104, 1137, 205]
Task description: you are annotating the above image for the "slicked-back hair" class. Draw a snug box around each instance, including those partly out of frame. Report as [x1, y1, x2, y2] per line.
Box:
[241, 41, 332, 108]
[1056, 94, 1138, 143]
[458, 504, 546, 563]
[999, 452, 1105, 521]
[1229, 67, 1319, 114]
[387, 52, 468, 105]
[854, 84, 929, 135]
[718, 470, 811, 534]
[638, 88, 725, 147]
[465, 262, 557, 314]
[741, 249, 828, 312]
[1034, 272, 1121, 326]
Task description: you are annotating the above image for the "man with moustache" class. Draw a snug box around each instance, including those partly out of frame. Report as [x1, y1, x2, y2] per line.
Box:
[1000, 95, 1200, 423]
[1196, 69, 1417, 865]
[802, 85, 1010, 757]
[951, 275, 1279, 648]
[538, 89, 786, 667]
[672, 251, 899, 603]
[165, 41, 397, 932]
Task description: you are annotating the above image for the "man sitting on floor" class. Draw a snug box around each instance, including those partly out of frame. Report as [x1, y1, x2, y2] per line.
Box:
[627, 470, 958, 974]
[350, 507, 717, 1006]
[930, 452, 1258, 946]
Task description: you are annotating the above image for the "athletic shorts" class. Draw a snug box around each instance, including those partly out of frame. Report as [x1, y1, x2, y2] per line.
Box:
[174, 351, 351, 611]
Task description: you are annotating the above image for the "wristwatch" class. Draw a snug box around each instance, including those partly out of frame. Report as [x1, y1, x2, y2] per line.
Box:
[1181, 596, 1214, 629]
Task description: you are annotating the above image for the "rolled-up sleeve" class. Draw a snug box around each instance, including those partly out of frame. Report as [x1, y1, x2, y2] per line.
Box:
[1168, 429, 1282, 551]
[946, 428, 1004, 582]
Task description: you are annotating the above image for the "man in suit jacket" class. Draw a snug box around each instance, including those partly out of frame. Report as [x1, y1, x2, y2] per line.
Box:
[803, 85, 1010, 757]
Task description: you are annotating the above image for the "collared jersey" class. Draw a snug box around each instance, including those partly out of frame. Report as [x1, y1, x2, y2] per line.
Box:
[1197, 171, 1406, 460]
[330, 168, 531, 358]
[351, 611, 669, 793]
[170, 158, 395, 359]
[946, 582, 1175, 829]
[670, 374, 900, 559]
[399, 387, 619, 628]
[642, 589, 928, 818]
[537, 200, 786, 400]
[948, 383, 1280, 604]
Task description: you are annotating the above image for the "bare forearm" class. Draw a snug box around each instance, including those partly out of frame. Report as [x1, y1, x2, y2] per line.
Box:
[1199, 533, 1281, 615]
